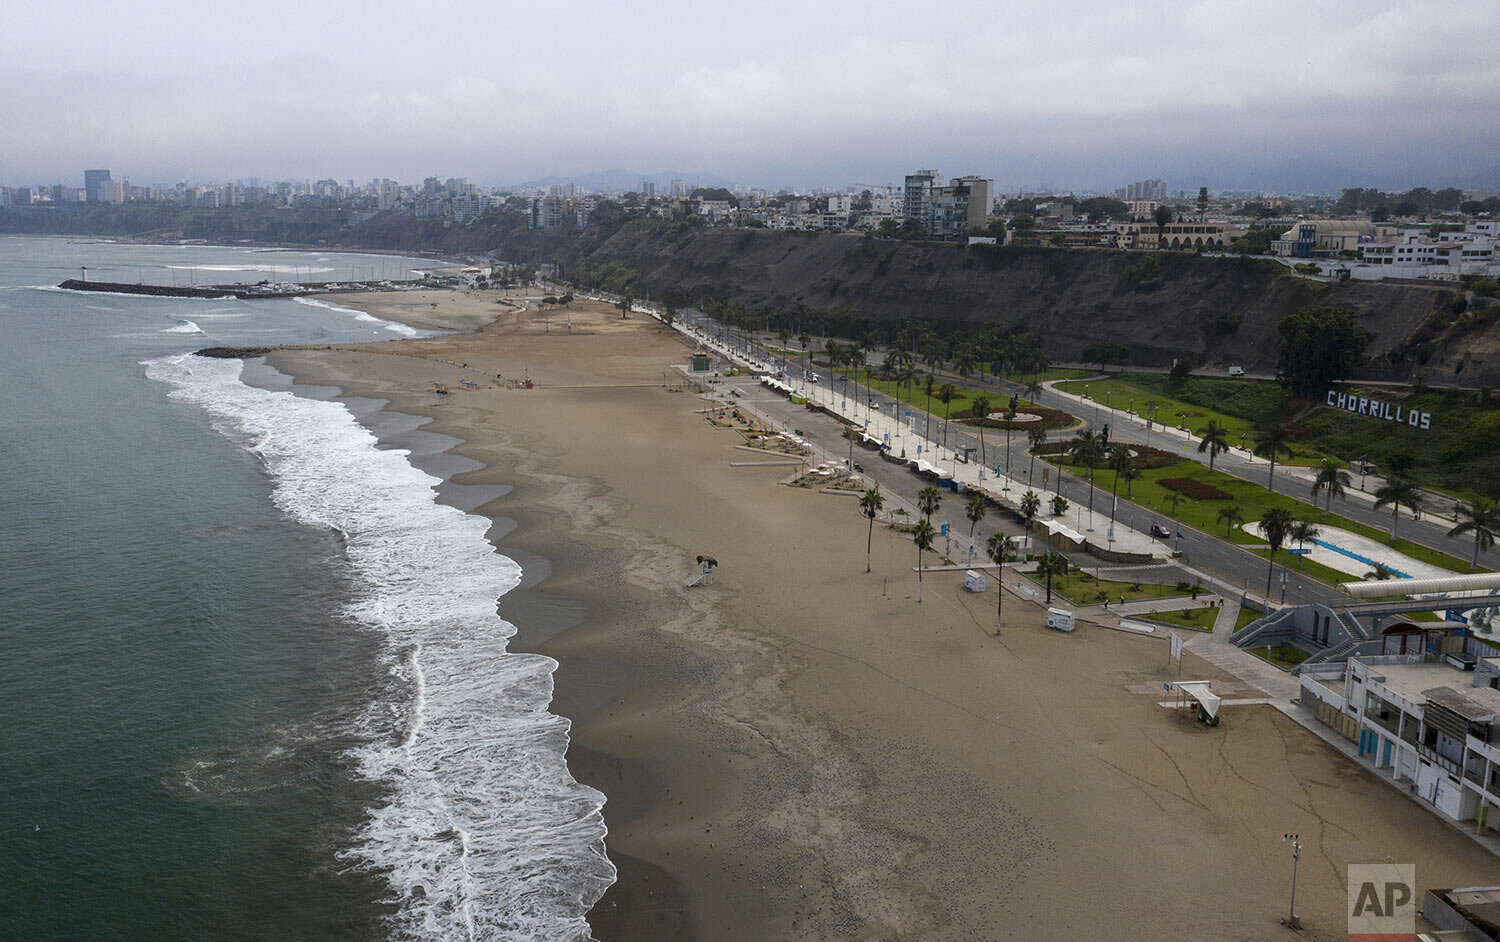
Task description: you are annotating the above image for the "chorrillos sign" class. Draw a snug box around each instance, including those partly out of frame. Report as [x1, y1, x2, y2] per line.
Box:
[1326, 389, 1432, 430]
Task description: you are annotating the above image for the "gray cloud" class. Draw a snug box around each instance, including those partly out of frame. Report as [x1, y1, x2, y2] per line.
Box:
[3, 0, 1498, 191]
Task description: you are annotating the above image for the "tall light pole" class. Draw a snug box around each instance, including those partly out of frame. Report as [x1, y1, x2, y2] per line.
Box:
[1280, 833, 1302, 931]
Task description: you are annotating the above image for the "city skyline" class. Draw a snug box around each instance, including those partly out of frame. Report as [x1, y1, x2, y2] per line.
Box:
[4, 0, 1499, 193]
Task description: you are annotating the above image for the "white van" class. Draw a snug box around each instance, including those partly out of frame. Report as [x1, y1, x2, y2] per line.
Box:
[1227, 365, 1245, 377]
[1045, 608, 1076, 632]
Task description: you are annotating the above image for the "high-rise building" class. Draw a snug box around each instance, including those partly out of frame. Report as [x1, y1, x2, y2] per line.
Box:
[904, 171, 991, 240]
[84, 169, 111, 204]
[903, 170, 942, 231]
[1114, 178, 1166, 202]
[529, 196, 564, 230]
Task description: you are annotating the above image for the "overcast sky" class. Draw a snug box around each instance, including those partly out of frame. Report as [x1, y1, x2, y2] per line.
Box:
[4, 0, 1498, 193]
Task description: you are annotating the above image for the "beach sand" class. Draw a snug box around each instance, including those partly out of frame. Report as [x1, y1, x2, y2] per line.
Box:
[271, 292, 1500, 940]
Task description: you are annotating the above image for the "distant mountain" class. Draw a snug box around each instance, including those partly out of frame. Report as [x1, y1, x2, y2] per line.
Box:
[513, 168, 738, 193]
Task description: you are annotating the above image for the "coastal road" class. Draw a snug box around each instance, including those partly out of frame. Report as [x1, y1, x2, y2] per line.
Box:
[746, 324, 1495, 574]
[683, 317, 1343, 608]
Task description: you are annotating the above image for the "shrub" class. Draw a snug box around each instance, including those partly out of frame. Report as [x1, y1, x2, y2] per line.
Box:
[1160, 477, 1234, 500]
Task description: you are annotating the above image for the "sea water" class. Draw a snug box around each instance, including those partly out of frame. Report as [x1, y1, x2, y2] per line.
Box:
[0, 237, 612, 940]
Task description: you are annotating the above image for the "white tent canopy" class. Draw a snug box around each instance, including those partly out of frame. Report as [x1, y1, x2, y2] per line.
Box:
[1042, 519, 1085, 545]
[912, 459, 953, 479]
[1171, 681, 1222, 719]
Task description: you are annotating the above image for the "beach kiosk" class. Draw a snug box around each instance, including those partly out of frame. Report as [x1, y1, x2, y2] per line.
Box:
[1045, 608, 1075, 632]
[963, 570, 986, 592]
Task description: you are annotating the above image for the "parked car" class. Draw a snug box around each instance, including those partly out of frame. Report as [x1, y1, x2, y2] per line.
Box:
[1227, 365, 1245, 377]
[1150, 523, 1172, 539]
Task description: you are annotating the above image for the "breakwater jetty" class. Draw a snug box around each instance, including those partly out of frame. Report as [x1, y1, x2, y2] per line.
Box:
[56, 278, 428, 300]
[57, 279, 308, 300]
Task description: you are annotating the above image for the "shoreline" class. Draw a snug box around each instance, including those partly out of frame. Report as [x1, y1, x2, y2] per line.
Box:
[264, 292, 1500, 938]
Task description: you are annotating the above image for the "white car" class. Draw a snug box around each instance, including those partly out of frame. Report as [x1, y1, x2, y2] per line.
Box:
[1227, 365, 1245, 377]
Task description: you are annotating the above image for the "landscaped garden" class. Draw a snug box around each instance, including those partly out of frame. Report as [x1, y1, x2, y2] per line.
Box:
[1247, 643, 1311, 670]
[1038, 447, 1474, 576]
[1047, 572, 1194, 606]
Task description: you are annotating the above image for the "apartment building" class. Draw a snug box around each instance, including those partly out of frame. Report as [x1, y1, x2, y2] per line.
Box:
[1300, 653, 1500, 833]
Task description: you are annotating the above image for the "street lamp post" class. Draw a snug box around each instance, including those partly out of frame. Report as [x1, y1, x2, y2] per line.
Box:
[1280, 833, 1303, 931]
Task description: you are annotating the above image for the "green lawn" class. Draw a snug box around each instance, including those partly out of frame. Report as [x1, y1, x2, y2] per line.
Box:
[1234, 607, 1265, 632]
[1247, 643, 1310, 670]
[1051, 575, 1191, 606]
[1055, 376, 1332, 466]
[1045, 454, 1476, 575]
[1148, 607, 1220, 631]
[826, 367, 1033, 417]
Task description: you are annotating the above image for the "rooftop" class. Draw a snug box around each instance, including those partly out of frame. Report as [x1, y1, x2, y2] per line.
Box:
[1359, 659, 1500, 718]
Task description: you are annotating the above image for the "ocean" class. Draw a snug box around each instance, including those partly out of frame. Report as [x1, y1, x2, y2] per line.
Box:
[0, 238, 613, 940]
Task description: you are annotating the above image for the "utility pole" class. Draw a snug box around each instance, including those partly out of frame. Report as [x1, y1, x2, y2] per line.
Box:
[1280, 833, 1302, 931]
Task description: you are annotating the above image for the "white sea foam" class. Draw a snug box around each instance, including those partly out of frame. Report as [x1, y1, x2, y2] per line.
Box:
[294, 296, 419, 337]
[143, 353, 614, 941]
[162, 320, 203, 334]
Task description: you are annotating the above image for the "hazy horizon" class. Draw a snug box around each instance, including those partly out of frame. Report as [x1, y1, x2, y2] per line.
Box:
[4, 0, 1499, 194]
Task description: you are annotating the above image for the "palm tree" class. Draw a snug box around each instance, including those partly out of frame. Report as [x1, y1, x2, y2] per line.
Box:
[1038, 550, 1066, 604]
[1288, 519, 1321, 568]
[969, 394, 991, 466]
[966, 493, 987, 542]
[859, 486, 884, 573]
[1069, 429, 1105, 520]
[1310, 459, 1351, 512]
[1027, 425, 1048, 485]
[1217, 504, 1245, 538]
[1025, 377, 1043, 402]
[1373, 477, 1423, 541]
[1364, 562, 1396, 581]
[937, 383, 957, 446]
[1119, 465, 1143, 499]
[846, 342, 866, 408]
[913, 519, 936, 602]
[1106, 443, 1133, 524]
[1251, 424, 1293, 494]
[986, 533, 1016, 634]
[954, 346, 977, 383]
[1196, 420, 1231, 471]
[1050, 494, 1070, 517]
[1163, 492, 1185, 517]
[1449, 498, 1500, 569]
[1020, 490, 1041, 532]
[897, 362, 918, 405]
[918, 485, 942, 523]
[923, 371, 936, 408]
[1259, 507, 1295, 598]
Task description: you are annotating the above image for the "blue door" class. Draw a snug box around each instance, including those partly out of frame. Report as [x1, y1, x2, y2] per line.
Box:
[1382, 740, 1393, 767]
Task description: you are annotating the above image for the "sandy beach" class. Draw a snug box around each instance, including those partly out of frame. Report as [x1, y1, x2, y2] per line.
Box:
[270, 291, 1500, 940]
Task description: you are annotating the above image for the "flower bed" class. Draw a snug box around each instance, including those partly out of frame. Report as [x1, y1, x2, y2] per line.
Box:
[954, 405, 1076, 431]
[1159, 477, 1234, 500]
[1037, 441, 1181, 470]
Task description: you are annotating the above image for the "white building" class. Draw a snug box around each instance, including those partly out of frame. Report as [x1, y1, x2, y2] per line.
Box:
[1300, 653, 1500, 831]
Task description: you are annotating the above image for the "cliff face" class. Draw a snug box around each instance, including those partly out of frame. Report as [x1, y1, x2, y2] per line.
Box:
[6, 205, 1476, 384]
[559, 225, 1455, 381]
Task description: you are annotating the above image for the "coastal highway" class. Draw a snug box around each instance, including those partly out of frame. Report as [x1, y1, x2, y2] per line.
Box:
[711, 319, 1495, 575]
[679, 314, 1345, 609]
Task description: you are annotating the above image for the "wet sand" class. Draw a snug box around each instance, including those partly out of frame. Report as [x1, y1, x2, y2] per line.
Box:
[270, 293, 1500, 940]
